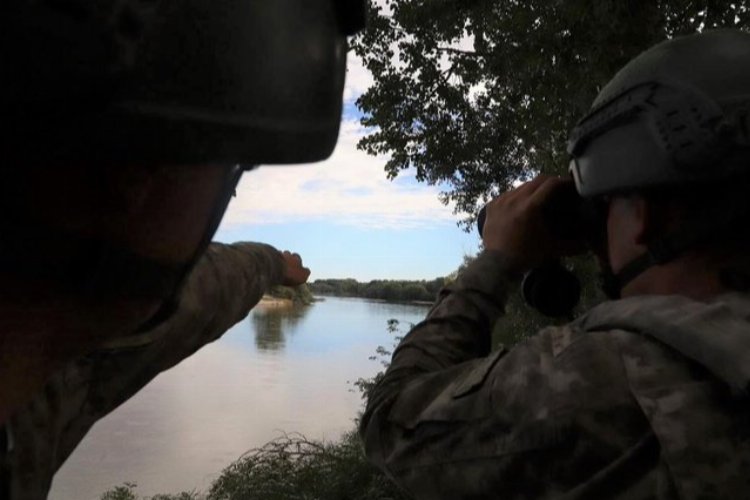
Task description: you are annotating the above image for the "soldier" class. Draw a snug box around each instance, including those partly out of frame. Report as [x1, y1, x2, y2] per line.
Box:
[0, 1, 363, 498]
[360, 29, 750, 499]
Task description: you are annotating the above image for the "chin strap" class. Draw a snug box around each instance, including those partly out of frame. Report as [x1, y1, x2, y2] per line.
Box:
[601, 233, 693, 299]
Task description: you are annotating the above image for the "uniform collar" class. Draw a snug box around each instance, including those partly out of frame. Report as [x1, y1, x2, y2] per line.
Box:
[573, 292, 750, 394]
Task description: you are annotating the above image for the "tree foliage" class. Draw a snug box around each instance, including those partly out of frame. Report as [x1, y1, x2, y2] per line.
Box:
[100, 483, 200, 500]
[351, 0, 750, 228]
[267, 284, 314, 305]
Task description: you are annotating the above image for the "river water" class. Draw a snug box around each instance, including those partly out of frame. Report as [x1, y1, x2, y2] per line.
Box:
[49, 297, 430, 500]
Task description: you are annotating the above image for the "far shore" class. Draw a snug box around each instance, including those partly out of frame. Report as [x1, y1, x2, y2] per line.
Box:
[311, 295, 434, 307]
[258, 295, 433, 308]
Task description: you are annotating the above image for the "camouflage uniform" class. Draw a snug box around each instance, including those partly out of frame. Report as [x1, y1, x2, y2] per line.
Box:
[0, 242, 285, 500]
[360, 251, 750, 499]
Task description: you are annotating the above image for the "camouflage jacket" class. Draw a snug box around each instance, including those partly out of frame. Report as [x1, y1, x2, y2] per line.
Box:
[0, 242, 285, 500]
[360, 251, 750, 500]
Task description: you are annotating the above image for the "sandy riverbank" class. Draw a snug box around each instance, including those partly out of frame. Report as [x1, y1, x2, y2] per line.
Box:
[258, 296, 295, 307]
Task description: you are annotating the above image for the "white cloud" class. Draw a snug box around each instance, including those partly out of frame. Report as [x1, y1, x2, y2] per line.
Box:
[220, 119, 456, 230]
[343, 52, 373, 103]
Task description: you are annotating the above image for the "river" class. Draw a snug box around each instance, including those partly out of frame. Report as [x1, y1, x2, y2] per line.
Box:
[48, 297, 430, 500]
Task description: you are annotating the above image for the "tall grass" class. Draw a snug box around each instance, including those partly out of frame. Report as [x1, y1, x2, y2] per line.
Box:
[208, 431, 405, 500]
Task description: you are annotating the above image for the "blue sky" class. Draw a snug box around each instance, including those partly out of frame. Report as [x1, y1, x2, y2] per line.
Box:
[214, 54, 481, 281]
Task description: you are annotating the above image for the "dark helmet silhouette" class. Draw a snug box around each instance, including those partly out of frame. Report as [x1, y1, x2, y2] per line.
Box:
[568, 29, 750, 198]
[4, 0, 365, 166]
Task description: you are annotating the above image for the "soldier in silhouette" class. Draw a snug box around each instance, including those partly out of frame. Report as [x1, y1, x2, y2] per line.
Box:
[0, 1, 364, 497]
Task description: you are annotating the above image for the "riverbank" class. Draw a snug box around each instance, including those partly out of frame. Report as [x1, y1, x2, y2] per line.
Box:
[265, 284, 315, 306]
[258, 295, 295, 307]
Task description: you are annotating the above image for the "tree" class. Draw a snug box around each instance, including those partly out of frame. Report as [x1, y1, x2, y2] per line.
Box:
[381, 282, 404, 301]
[402, 283, 431, 301]
[351, 0, 749, 228]
[267, 284, 314, 305]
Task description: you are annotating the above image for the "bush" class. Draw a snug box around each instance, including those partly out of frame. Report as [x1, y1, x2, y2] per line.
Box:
[208, 432, 405, 500]
[101, 483, 138, 500]
[99, 483, 201, 500]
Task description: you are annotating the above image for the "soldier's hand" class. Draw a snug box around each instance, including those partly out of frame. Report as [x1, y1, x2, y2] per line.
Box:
[482, 175, 586, 273]
[281, 251, 311, 287]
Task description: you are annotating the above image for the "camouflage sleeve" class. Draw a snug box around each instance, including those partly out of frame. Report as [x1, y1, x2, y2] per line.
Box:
[361, 249, 519, 411]
[359, 251, 521, 471]
[359, 253, 654, 499]
[48, 242, 286, 468]
[86, 241, 285, 410]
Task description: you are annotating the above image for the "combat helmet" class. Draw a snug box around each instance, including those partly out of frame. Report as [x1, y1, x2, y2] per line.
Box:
[567, 29, 750, 297]
[3, 0, 365, 167]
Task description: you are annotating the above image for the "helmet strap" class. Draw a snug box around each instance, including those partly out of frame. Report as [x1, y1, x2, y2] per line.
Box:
[599, 242, 680, 300]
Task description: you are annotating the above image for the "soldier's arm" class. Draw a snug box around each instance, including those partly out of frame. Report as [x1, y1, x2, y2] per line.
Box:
[88, 242, 286, 401]
[360, 249, 520, 412]
[43, 242, 289, 468]
[359, 250, 520, 463]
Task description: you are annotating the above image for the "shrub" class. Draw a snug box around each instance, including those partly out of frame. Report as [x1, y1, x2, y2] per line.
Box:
[207, 432, 405, 500]
[100, 483, 138, 500]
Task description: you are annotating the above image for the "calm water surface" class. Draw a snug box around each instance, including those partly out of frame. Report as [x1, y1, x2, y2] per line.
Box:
[49, 297, 429, 500]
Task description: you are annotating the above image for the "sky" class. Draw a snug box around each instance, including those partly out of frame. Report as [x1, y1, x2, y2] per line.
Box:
[213, 53, 481, 282]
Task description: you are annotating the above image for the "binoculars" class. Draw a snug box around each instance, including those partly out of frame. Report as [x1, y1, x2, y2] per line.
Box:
[477, 182, 603, 318]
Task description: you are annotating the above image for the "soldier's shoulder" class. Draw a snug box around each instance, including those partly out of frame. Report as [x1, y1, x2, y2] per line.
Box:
[533, 320, 641, 359]
[512, 321, 657, 398]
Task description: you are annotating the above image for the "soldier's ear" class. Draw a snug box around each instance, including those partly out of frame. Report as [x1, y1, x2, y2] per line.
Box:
[608, 195, 649, 247]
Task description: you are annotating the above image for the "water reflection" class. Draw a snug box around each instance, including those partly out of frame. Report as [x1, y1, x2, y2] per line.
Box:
[252, 303, 311, 352]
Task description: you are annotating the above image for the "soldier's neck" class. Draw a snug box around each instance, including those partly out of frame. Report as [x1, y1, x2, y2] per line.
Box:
[621, 253, 738, 302]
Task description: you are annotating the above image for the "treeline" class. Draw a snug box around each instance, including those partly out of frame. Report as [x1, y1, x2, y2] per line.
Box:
[309, 278, 447, 303]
